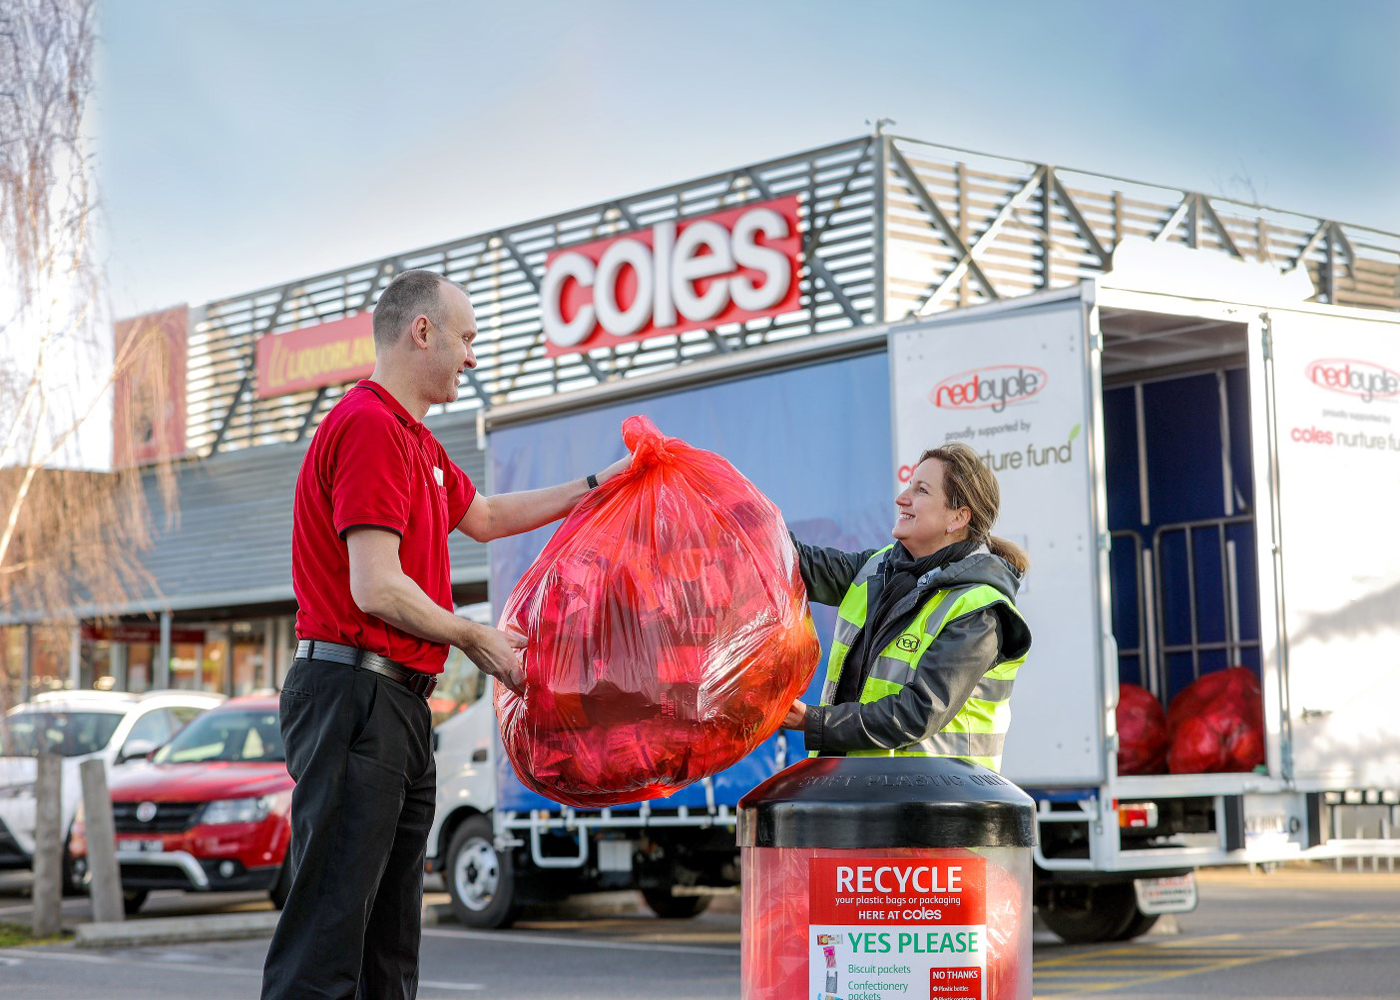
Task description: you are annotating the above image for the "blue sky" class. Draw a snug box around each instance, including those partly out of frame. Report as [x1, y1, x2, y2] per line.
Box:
[97, 0, 1400, 315]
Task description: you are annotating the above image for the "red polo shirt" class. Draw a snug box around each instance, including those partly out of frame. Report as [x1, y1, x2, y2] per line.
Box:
[292, 380, 476, 673]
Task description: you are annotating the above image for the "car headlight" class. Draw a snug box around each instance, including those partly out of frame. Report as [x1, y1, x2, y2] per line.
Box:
[0, 782, 35, 800]
[200, 797, 271, 825]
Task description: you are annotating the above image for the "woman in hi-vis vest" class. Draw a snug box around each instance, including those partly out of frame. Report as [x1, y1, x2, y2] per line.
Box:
[780, 442, 1031, 772]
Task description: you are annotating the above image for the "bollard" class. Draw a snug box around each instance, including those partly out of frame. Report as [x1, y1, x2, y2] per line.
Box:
[738, 755, 1035, 1000]
[79, 759, 124, 923]
[32, 753, 63, 938]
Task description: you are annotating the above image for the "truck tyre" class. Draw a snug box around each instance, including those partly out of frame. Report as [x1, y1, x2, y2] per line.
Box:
[640, 886, 712, 919]
[1111, 906, 1160, 941]
[446, 815, 515, 929]
[1041, 882, 1138, 944]
[122, 889, 148, 916]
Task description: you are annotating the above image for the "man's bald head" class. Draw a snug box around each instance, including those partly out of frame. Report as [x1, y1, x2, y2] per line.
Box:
[373, 270, 451, 349]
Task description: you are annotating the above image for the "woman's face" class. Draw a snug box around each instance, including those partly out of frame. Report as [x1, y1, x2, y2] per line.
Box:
[892, 458, 970, 558]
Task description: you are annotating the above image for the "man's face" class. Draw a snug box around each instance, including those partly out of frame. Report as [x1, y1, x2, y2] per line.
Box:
[425, 284, 479, 405]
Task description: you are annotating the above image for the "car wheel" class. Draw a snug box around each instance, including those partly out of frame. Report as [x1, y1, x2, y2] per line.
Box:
[269, 860, 292, 910]
[640, 885, 712, 919]
[445, 815, 515, 929]
[122, 890, 148, 916]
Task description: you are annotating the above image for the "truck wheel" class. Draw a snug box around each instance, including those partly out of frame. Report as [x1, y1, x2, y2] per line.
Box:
[446, 815, 515, 929]
[1112, 906, 1160, 941]
[1041, 882, 1137, 944]
[641, 886, 712, 919]
[122, 890, 148, 916]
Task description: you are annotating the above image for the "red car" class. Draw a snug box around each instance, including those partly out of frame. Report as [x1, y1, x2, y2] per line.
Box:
[70, 694, 293, 914]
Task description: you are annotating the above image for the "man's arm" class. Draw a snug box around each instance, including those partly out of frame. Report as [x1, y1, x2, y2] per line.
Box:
[346, 527, 523, 691]
[456, 454, 630, 543]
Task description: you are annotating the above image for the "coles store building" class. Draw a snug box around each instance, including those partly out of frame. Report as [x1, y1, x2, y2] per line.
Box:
[2, 132, 1396, 702]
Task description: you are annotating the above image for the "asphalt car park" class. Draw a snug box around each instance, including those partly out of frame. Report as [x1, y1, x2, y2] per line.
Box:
[1, 865, 1398, 998]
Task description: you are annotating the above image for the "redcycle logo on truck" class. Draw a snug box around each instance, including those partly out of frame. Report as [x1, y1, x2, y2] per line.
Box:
[1306, 358, 1400, 403]
[930, 365, 1047, 412]
[540, 197, 801, 357]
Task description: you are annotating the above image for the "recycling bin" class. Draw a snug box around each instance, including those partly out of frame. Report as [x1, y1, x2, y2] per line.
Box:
[738, 755, 1035, 1000]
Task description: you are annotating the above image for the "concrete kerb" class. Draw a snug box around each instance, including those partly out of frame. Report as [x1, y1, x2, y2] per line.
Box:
[74, 910, 281, 948]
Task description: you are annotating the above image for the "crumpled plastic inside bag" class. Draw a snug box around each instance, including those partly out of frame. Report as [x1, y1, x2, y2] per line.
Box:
[495, 415, 820, 808]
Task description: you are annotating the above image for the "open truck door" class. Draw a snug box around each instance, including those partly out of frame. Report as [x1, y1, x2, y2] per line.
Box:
[1254, 306, 1400, 791]
[889, 288, 1107, 788]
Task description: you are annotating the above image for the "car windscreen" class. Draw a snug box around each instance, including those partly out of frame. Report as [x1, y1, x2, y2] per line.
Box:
[152, 709, 285, 764]
[0, 711, 124, 757]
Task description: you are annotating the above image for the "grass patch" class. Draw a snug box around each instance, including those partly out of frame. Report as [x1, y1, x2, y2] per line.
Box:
[0, 921, 72, 947]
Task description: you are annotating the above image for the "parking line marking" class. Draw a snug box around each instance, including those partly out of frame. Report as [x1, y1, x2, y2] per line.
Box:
[0, 947, 261, 977]
[1031, 911, 1400, 998]
[421, 926, 737, 955]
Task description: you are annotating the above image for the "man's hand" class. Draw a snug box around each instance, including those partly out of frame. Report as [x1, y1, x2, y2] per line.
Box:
[596, 452, 633, 485]
[458, 623, 526, 695]
[781, 699, 809, 731]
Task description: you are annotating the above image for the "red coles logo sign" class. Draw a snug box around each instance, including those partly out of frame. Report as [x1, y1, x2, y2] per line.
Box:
[540, 197, 801, 357]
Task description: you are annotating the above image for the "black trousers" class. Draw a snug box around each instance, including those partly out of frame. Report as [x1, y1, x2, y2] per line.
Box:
[261, 657, 436, 1000]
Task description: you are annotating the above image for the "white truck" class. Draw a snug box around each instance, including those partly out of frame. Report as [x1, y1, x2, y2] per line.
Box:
[427, 242, 1400, 941]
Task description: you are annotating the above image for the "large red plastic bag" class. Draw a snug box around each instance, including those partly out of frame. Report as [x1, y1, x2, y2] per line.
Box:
[1166, 667, 1265, 774]
[495, 415, 820, 808]
[1116, 682, 1168, 775]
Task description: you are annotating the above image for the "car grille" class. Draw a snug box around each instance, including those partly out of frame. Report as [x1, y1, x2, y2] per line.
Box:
[111, 801, 203, 834]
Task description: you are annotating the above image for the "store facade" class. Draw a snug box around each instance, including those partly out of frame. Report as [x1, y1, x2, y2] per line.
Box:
[2, 132, 1395, 702]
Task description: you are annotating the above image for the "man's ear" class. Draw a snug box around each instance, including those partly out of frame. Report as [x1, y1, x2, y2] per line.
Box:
[408, 315, 432, 350]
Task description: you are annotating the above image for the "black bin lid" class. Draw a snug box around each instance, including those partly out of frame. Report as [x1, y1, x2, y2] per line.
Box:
[738, 756, 1035, 849]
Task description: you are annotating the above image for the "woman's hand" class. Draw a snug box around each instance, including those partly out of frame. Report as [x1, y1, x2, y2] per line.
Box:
[781, 699, 809, 730]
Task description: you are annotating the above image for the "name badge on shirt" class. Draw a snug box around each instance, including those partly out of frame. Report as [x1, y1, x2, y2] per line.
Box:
[432, 466, 444, 487]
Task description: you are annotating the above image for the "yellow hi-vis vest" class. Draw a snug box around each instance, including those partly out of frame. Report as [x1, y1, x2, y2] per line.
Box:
[812, 545, 1026, 771]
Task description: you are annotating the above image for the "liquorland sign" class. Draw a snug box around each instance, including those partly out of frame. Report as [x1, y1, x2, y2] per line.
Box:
[256, 312, 375, 400]
[540, 197, 802, 357]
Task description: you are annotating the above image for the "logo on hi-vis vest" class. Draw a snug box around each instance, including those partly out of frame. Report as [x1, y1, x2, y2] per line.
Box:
[895, 634, 920, 652]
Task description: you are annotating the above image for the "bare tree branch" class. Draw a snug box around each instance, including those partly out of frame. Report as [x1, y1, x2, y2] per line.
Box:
[0, 0, 181, 703]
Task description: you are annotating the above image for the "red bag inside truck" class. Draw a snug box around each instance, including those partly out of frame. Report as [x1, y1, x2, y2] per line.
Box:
[495, 415, 820, 808]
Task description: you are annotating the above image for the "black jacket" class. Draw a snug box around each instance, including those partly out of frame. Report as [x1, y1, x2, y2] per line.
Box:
[793, 539, 1032, 755]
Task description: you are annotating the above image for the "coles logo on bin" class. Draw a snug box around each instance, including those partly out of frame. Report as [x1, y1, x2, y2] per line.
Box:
[540, 197, 801, 357]
[930, 365, 1047, 413]
[1305, 358, 1400, 403]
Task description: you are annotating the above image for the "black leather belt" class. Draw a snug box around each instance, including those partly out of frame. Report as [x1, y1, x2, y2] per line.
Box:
[294, 639, 438, 699]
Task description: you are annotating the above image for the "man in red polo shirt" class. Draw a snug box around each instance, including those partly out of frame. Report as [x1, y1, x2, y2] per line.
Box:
[262, 269, 628, 1000]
